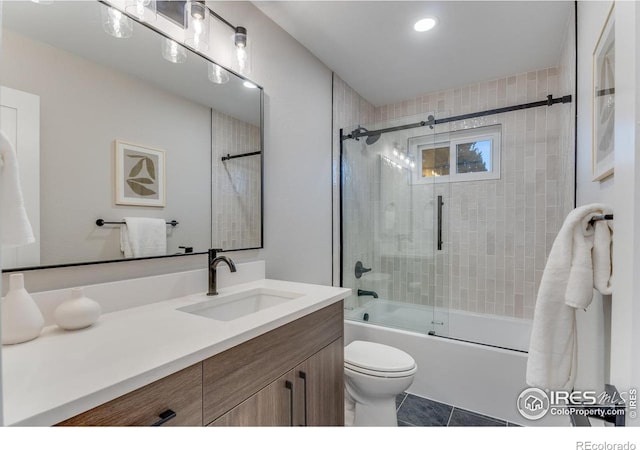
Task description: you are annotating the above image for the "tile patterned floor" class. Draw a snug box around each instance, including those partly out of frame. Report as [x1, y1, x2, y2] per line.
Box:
[396, 393, 521, 427]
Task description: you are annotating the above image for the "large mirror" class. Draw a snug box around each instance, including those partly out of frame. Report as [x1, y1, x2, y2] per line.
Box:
[0, 0, 263, 271]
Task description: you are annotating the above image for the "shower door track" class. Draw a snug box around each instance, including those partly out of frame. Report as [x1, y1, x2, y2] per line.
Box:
[341, 94, 572, 141]
[427, 331, 528, 354]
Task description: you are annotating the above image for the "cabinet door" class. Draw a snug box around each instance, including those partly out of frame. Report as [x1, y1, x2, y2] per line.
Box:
[202, 302, 343, 424]
[295, 338, 344, 426]
[209, 370, 296, 427]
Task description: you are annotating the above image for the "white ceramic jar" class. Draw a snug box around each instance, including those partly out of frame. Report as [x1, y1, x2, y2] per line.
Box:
[54, 287, 101, 330]
[1, 273, 44, 345]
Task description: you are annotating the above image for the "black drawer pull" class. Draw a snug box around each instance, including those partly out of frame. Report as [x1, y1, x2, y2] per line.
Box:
[285, 380, 294, 426]
[298, 371, 308, 426]
[150, 409, 177, 426]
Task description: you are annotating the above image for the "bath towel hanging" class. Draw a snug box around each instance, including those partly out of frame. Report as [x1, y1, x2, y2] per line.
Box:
[526, 203, 613, 391]
[0, 131, 35, 248]
[120, 217, 167, 258]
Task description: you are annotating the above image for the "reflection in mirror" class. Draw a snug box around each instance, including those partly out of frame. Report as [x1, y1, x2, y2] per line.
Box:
[0, 0, 263, 271]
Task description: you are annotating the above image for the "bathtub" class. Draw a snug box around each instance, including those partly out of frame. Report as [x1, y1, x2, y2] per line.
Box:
[345, 299, 532, 352]
[344, 300, 567, 426]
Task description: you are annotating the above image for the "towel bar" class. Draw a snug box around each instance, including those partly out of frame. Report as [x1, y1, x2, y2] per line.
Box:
[96, 219, 179, 227]
[588, 214, 613, 225]
[221, 151, 262, 162]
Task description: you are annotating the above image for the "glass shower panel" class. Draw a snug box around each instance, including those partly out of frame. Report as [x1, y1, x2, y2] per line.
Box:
[341, 113, 449, 336]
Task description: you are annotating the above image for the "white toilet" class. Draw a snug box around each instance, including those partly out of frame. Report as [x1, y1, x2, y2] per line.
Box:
[344, 340, 417, 426]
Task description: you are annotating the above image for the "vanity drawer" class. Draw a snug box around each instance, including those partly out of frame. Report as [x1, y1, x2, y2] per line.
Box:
[57, 363, 203, 426]
[203, 301, 343, 425]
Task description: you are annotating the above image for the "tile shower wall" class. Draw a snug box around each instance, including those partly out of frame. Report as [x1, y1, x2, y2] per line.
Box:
[339, 64, 575, 320]
[332, 75, 375, 308]
[375, 68, 572, 320]
[558, 9, 577, 219]
[211, 109, 262, 250]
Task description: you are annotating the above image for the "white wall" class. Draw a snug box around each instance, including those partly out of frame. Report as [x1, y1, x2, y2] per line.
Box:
[632, 0, 640, 427]
[199, 1, 334, 285]
[610, 1, 640, 424]
[576, 1, 640, 422]
[0, 0, 5, 427]
[2, 1, 333, 294]
[574, 2, 610, 394]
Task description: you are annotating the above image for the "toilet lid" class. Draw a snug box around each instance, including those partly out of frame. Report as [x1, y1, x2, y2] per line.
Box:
[344, 340, 416, 373]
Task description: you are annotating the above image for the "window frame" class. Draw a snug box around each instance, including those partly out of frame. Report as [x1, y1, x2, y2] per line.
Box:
[409, 124, 502, 184]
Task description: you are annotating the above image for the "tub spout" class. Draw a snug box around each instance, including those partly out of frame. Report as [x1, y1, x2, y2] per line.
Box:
[357, 289, 378, 299]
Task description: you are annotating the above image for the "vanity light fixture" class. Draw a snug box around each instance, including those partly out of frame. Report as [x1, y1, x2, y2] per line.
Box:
[125, 0, 157, 23]
[162, 38, 187, 64]
[414, 17, 438, 32]
[208, 62, 230, 84]
[185, 0, 210, 51]
[243, 81, 257, 89]
[234, 26, 251, 76]
[101, 4, 133, 39]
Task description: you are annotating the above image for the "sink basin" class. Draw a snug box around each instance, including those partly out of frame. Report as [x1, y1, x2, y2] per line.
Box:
[177, 288, 304, 321]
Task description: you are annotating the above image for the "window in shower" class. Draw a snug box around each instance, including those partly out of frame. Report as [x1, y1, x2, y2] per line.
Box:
[410, 124, 501, 184]
[421, 145, 450, 177]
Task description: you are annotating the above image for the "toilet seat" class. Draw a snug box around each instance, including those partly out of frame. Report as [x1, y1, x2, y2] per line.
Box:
[345, 362, 417, 378]
[345, 340, 416, 378]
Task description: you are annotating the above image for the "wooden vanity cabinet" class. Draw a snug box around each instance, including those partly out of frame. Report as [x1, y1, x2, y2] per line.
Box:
[210, 338, 344, 427]
[209, 369, 297, 426]
[57, 363, 203, 426]
[295, 337, 344, 426]
[204, 301, 344, 426]
[57, 301, 344, 427]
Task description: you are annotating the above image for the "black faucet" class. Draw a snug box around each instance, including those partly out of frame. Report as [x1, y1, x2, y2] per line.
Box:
[207, 248, 237, 296]
[357, 289, 378, 299]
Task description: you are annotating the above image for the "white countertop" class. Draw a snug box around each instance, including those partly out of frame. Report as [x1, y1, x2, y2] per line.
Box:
[2, 278, 350, 426]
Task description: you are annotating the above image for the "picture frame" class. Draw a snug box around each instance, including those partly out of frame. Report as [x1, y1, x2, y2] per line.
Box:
[592, 3, 615, 181]
[114, 140, 166, 207]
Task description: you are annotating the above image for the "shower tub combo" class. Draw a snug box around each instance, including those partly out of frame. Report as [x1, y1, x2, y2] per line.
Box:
[339, 103, 574, 426]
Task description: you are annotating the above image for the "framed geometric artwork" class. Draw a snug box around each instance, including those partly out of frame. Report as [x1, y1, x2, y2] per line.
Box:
[592, 3, 615, 181]
[114, 140, 166, 207]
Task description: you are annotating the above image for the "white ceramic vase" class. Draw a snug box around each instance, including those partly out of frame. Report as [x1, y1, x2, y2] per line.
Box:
[1, 273, 44, 345]
[54, 287, 101, 330]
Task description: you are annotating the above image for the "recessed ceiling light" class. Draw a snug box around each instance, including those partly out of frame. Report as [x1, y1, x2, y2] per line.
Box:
[243, 81, 257, 89]
[414, 17, 438, 32]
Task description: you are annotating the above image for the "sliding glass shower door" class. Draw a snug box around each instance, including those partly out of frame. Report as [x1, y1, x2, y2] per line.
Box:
[341, 113, 450, 336]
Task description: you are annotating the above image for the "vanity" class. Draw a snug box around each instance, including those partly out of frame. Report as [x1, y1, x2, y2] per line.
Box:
[2, 262, 350, 426]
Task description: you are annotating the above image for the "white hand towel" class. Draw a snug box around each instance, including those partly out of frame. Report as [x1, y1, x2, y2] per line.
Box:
[593, 219, 613, 295]
[120, 217, 167, 258]
[526, 203, 612, 391]
[0, 131, 35, 248]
